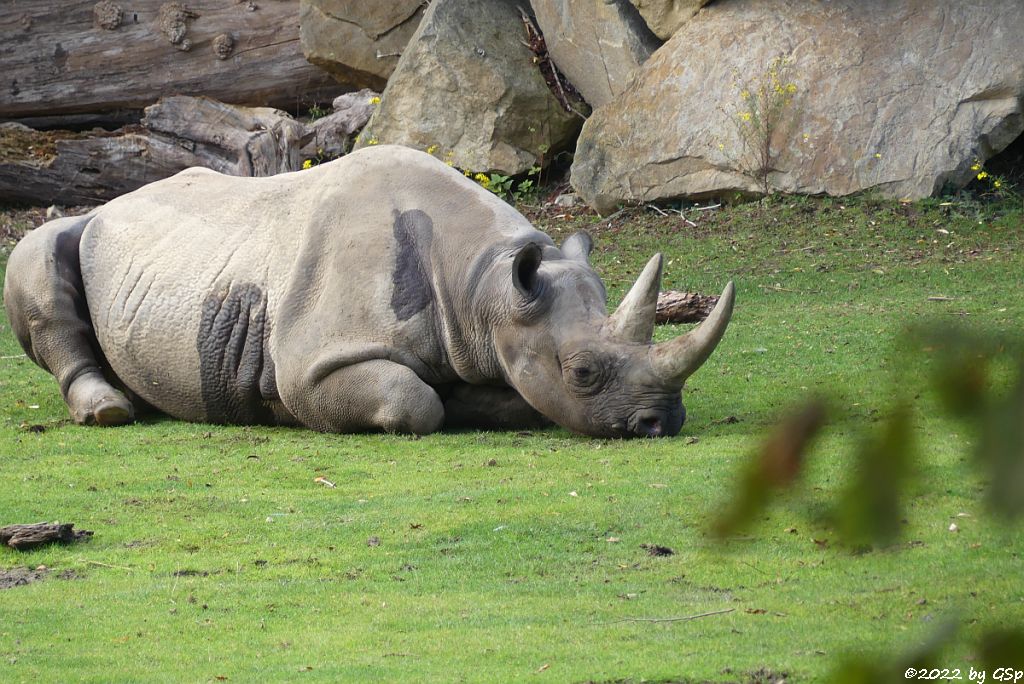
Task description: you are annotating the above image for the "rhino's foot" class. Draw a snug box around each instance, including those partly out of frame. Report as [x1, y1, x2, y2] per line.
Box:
[66, 372, 134, 427]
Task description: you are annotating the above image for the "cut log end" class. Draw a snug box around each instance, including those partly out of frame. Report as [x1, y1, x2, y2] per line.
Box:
[656, 291, 720, 324]
[0, 522, 94, 551]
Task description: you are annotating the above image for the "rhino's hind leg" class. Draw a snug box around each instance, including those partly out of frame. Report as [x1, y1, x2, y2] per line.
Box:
[3, 215, 134, 426]
[65, 372, 133, 426]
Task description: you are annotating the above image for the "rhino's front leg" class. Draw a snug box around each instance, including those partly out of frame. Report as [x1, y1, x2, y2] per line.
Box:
[441, 384, 552, 431]
[281, 359, 444, 435]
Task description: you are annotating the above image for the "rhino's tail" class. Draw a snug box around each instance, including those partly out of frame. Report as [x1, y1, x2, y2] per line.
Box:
[3, 213, 134, 426]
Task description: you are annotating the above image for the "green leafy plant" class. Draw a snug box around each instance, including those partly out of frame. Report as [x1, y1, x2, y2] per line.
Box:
[971, 158, 1021, 204]
[486, 173, 514, 198]
[307, 103, 328, 122]
[725, 54, 802, 196]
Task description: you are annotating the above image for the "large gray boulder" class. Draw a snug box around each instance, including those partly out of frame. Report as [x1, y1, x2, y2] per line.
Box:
[355, 0, 581, 175]
[299, 0, 423, 89]
[529, 0, 661, 107]
[572, 0, 1024, 212]
[628, 0, 712, 40]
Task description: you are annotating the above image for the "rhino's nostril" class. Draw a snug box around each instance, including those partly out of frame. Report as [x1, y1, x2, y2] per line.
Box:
[635, 414, 663, 438]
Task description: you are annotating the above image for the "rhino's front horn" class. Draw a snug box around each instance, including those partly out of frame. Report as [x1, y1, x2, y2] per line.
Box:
[607, 253, 663, 344]
[651, 281, 735, 386]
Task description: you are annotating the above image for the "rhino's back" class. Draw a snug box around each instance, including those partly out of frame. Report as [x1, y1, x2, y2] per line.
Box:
[80, 167, 303, 423]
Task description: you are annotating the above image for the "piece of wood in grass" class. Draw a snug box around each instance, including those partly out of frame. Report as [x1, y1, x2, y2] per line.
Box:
[655, 291, 719, 324]
[0, 522, 93, 550]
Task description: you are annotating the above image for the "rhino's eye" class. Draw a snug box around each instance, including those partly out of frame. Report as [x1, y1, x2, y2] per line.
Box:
[563, 353, 607, 395]
[572, 366, 596, 384]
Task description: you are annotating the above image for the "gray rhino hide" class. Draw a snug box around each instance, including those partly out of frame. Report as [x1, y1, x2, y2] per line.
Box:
[79, 146, 541, 428]
[6, 145, 735, 437]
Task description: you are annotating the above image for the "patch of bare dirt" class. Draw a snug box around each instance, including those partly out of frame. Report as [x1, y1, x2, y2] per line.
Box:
[0, 566, 48, 590]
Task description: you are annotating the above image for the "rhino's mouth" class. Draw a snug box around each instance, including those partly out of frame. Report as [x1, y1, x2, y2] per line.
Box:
[623, 404, 685, 438]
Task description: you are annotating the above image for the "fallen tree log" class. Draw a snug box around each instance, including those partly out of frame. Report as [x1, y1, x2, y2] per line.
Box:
[655, 290, 719, 324]
[1, 0, 344, 122]
[0, 96, 306, 205]
[1, 522, 93, 550]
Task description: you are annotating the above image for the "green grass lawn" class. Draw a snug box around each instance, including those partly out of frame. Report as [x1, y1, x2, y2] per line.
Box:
[1, 195, 1022, 683]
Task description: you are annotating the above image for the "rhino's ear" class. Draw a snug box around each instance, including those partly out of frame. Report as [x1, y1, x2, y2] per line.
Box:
[561, 231, 593, 264]
[512, 242, 543, 297]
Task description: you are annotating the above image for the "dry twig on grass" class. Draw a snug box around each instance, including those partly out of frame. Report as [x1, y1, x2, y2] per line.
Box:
[597, 608, 736, 625]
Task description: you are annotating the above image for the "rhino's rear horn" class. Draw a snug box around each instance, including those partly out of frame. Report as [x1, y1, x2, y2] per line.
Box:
[651, 281, 735, 386]
[607, 253, 663, 344]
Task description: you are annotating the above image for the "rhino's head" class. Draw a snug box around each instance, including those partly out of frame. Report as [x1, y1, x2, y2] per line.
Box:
[492, 232, 734, 438]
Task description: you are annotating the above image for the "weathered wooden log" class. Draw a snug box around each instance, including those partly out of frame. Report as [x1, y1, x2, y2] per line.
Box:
[0, 1, 345, 121]
[0, 96, 306, 205]
[0, 522, 93, 550]
[655, 291, 719, 324]
[141, 96, 308, 176]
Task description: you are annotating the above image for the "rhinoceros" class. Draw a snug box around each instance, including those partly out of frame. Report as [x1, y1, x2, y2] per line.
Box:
[4, 145, 733, 438]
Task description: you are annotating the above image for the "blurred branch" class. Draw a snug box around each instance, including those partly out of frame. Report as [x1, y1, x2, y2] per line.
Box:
[711, 399, 827, 538]
[834, 403, 915, 550]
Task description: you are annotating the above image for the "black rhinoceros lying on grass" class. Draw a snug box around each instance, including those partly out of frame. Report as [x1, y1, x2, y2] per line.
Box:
[4, 145, 733, 437]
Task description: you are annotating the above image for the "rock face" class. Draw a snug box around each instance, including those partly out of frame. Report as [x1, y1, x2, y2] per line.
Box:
[628, 0, 712, 40]
[529, 0, 661, 107]
[299, 0, 423, 89]
[355, 0, 581, 175]
[572, 0, 1024, 212]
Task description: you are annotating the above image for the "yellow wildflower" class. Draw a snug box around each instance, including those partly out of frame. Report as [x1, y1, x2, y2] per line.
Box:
[740, 89, 750, 100]
[474, 172, 490, 188]
[874, 153, 882, 159]
[994, 179, 1002, 189]
[977, 171, 989, 180]
[367, 137, 379, 145]
[786, 83, 797, 94]
[464, 169, 472, 177]
[302, 159, 313, 169]
[426, 144, 438, 155]
[970, 161, 981, 171]
[717, 143, 725, 151]
[738, 112, 752, 122]
[369, 96, 381, 105]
